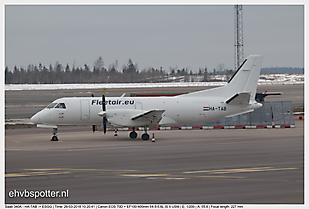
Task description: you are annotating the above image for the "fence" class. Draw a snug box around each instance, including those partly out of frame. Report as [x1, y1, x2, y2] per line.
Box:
[271, 101, 295, 125]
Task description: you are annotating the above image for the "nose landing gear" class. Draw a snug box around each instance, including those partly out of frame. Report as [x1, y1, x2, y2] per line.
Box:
[51, 128, 59, 141]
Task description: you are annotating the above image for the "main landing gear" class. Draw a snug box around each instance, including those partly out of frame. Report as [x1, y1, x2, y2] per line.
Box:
[141, 126, 150, 141]
[129, 127, 138, 139]
[51, 128, 59, 141]
[129, 126, 150, 140]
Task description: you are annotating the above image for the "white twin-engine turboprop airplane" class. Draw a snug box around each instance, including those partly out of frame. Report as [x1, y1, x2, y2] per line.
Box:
[31, 55, 263, 141]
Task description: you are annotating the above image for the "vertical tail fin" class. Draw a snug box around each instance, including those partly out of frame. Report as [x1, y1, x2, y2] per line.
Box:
[225, 55, 263, 102]
[182, 55, 263, 102]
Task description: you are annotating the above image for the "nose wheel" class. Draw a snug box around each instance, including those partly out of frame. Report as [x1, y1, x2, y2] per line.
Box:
[51, 128, 59, 141]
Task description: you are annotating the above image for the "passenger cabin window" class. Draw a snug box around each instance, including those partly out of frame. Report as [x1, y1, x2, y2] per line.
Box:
[46, 103, 57, 109]
[55, 103, 66, 109]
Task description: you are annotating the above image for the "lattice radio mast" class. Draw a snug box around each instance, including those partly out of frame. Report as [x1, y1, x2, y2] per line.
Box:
[234, 5, 244, 70]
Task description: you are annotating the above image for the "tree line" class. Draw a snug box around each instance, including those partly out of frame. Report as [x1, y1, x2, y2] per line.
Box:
[5, 57, 231, 84]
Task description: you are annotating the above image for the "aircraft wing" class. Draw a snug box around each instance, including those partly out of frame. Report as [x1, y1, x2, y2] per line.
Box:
[131, 109, 165, 125]
[225, 92, 250, 106]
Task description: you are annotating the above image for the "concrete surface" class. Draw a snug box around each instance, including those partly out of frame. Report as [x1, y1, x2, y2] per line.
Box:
[5, 120, 304, 204]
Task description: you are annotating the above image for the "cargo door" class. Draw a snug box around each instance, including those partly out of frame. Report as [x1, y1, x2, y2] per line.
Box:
[135, 102, 143, 110]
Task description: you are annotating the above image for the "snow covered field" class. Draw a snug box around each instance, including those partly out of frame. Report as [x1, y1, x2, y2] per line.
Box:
[5, 74, 304, 91]
[259, 74, 304, 85]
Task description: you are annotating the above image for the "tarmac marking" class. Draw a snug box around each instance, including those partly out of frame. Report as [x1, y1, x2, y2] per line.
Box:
[165, 177, 190, 180]
[183, 167, 298, 174]
[36, 172, 71, 175]
[23, 168, 137, 172]
[5, 171, 71, 178]
[6, 167, 299, 181]
[121, 174, 170, 177]
[196, 176, 244, 179]
[263, 168, 298, 171]
[5, 173, 31, 177]
[24, 168, 69, 171]
[67, 169, 98, 171]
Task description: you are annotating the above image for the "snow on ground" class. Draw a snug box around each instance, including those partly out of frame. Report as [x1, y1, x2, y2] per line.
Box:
[5, 74, 304, 91]
[5, 82, 227, 91]
[258, 74, 304, 85]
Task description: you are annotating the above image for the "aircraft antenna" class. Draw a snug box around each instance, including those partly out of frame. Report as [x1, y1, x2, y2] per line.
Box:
[234, 5, 244, 71]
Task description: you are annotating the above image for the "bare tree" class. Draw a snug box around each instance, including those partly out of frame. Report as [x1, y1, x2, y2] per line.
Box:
[94, 56, 104, 71]
[216, 63, 225, 75]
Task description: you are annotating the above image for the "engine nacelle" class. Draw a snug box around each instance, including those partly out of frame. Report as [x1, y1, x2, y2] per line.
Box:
[98, 109, 153, 127]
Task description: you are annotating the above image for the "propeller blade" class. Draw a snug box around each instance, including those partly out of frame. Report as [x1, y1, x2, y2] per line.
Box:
[102, 94, 106, 134]
[92, 93, 95, 131]
[102, 94, 106, 111]
[103, 117, 107, 134]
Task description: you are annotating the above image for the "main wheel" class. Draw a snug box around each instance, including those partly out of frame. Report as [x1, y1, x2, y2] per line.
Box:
[51, 135, 58, 141]
[141, 133, 149, 141]
[129, 131, 137, 139]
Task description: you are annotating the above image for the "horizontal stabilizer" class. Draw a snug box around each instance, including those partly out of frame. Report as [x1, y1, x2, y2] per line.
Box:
[225, 92, 250, 106]
[131, 109, 165, 124]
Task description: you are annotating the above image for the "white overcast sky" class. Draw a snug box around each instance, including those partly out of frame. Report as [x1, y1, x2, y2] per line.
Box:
[4, 2, 304, 73]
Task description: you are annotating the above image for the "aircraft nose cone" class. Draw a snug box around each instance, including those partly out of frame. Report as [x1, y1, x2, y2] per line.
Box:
[31, 113, 40, 123]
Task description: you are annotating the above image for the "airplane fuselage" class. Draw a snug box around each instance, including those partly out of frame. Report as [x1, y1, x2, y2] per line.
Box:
[31, 95, 261, 127]
[30, 55, 264, 141]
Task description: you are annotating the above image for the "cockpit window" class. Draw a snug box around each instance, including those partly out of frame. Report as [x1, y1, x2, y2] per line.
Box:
[46, 103, 57, 109]
[55, 103, 66, 109]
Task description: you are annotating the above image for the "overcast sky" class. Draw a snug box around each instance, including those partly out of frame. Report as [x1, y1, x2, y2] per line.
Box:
[5, 4, 304, 73]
